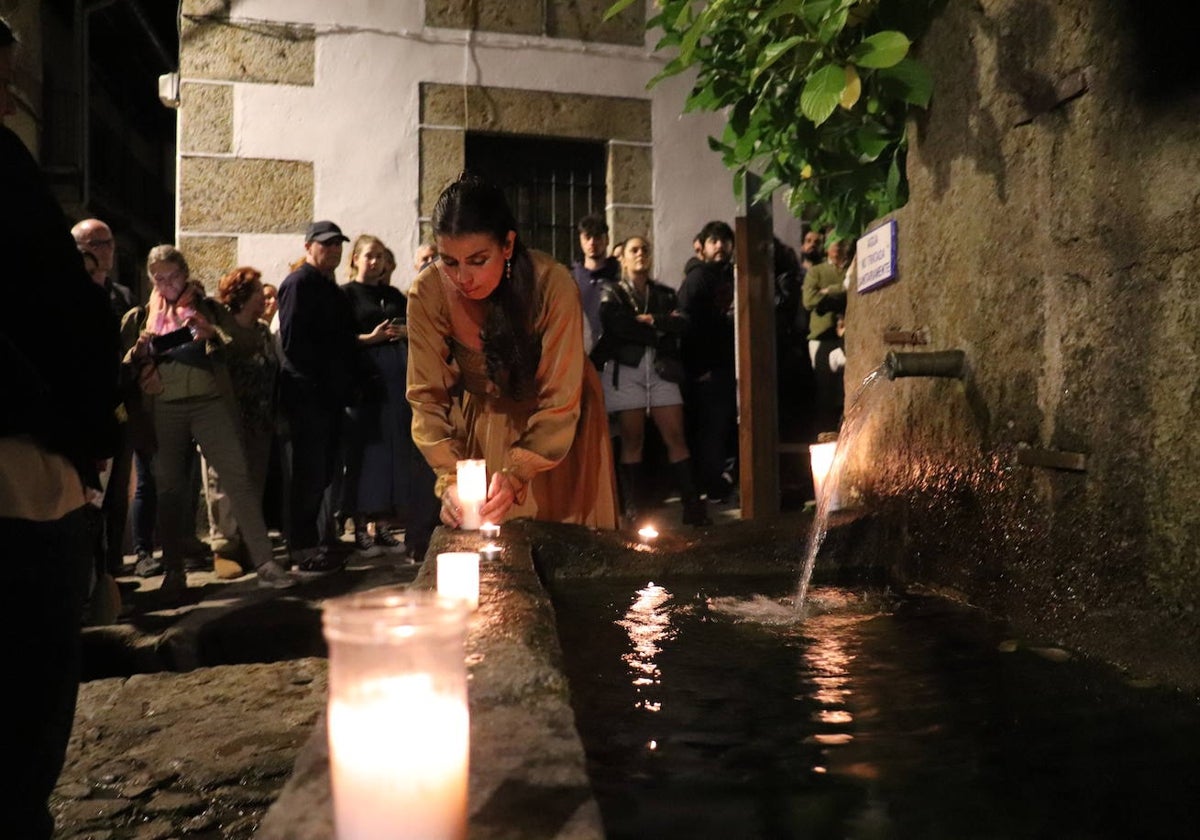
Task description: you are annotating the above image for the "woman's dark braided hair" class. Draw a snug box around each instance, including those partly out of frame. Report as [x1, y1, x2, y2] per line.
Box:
[432, 172, 541, 399]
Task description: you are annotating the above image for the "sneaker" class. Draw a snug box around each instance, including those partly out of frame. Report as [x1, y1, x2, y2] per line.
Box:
[255, 560, 296, 589]
[134, 550, 163, 578]
[374, 528, 403, 551]
[354, 528, 382, 557]
[160, 569, 188, 602]
[291, 546, 345, 578]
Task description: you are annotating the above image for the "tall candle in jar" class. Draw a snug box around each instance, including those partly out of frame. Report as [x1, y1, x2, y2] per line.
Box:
[456, 459, 487, 531]
[323, 591, 470, 840]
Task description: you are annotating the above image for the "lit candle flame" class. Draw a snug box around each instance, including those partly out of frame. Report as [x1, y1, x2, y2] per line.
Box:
[637, 525, 658, 541]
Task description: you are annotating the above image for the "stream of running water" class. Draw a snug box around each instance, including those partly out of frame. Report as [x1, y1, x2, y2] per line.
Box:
[794, 364, 889, 612]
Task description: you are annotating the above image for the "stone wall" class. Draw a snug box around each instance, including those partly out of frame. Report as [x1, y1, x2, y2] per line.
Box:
[843, 0, 1200, 648]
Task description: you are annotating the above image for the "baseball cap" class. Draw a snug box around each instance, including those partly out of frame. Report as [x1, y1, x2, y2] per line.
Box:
[305, 220, 349, 244]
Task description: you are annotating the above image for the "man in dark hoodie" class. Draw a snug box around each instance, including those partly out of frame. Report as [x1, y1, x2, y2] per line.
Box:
[0, 17, 120, 838]
[677, 220, 739, 503]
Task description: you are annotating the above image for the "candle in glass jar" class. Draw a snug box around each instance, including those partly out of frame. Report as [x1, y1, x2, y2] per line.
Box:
[437, 552, 480, 610]
[323, 591, 470, 840]
[328, 674, 469, 840]
[456, 459, 487, 531]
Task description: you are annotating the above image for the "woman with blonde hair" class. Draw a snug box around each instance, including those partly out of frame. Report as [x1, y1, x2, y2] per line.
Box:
[341, 234, 439, 561]
[122, 246, 293, 597]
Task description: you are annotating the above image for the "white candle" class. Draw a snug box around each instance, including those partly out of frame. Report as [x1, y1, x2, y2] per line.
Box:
[479, 521, 500, 539]
[637, 525, 659, 542]
[479, 542, 501, 562]
[322, 590, 470, 840]
[437, 552, 480, 610]
[329, 674, 469, 840]
[456, 459, 487, 531]
[808, 441, 841, 511]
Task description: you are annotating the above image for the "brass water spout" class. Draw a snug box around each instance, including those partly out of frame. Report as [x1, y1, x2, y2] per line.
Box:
[884, 350, 967, 380]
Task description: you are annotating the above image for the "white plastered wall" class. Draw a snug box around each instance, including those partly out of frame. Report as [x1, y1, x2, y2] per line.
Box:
[217, 0, 797, 289]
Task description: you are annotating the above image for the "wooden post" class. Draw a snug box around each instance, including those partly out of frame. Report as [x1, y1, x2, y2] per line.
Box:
[735, 173, 779, 519]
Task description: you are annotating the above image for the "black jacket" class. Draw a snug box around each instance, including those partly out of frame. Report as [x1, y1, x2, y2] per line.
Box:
[590, 278, 685, 377]
[278, 262, 361, 408]
[677, 260, 735, 379]
[0, 126, 120, 478]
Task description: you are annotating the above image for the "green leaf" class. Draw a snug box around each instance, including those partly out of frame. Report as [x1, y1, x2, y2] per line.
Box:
[602, 0, 640, 23]
[877, 56, 933, 106]
[854, 126, 892, 160]
[761, 0, 809, 26]
[751, 35, 806, 84]
[886, 153, 901, 202]
[800, 63, 846, 126]
[802, 0, 840, 26]
[852, 30, 910, 68]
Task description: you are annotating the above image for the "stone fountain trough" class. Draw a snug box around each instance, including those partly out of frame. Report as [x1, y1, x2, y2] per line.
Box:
[256, 511, 857, 839]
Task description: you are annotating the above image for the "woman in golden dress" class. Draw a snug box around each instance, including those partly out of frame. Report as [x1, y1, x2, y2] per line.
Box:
[406, 174, 618, 529]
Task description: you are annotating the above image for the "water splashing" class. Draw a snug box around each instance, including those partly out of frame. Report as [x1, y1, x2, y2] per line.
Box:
[795, 365, 890, 613]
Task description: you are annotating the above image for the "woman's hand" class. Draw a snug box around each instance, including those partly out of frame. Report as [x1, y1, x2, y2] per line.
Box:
[635, 313, 654, 325]
[440, 483, 464, 528]
[186, 313, 215, 341]
[479, 471, 516, 523]
[364, 320, 402, 345]
[133, 330, 155, 361]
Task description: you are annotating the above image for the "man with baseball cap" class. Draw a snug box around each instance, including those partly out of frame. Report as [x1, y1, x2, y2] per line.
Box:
[277, 220, 357, 575]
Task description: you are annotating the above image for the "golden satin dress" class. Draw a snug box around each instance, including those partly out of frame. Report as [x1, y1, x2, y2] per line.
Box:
[406, 250, 619, 529]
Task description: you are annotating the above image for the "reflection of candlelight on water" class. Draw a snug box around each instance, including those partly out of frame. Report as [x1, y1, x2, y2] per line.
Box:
[437, 552, 480, 610]
[637, 525, 658, 542]
[456, 459, 486, 530]
[479, 542, 501, 562]
[479, 521, 500, 539]
[617, 582, 675, 716]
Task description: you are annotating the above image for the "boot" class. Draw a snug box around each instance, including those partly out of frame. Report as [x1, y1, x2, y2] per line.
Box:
[672, 458, 711, 526]
[616, 462, 643, 527]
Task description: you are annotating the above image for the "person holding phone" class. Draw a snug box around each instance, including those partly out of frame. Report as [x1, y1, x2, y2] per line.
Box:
[340, 234, 438, 561]
[121, 245, 294, 598]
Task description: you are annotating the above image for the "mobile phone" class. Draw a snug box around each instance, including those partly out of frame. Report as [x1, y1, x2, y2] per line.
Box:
[149, 326, 195, 355]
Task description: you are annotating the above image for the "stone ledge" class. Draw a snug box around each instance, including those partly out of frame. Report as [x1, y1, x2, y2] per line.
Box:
[257, 521, 605, 839]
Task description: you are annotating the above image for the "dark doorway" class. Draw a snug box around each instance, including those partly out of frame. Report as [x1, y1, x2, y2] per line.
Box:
[465, 133, 606, 264]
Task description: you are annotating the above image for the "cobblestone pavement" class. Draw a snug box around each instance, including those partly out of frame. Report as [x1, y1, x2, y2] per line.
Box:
[53, 536, 420, 840]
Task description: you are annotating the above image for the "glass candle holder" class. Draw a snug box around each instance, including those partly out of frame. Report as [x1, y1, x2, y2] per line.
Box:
[479, 521, 500, 540]
[808, 441, 841, 511]
[323, 589, 470, 840]
[436, 551, 481, 610]
[456, 459, 487, 531]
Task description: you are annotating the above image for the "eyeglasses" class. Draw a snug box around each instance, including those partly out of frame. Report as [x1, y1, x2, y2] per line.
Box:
[81, 238, 114, 249]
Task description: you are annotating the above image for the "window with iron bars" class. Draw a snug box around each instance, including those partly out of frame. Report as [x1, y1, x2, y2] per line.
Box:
[465, 133, 607, 265]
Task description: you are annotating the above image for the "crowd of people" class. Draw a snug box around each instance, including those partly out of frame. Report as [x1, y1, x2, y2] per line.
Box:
[4, 11, 856, 832]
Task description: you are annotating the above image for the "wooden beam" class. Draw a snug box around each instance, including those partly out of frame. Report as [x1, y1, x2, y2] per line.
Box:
[735, 173, 779, 520]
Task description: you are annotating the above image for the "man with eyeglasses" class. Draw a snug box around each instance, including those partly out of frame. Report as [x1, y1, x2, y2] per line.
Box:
[1, 16, 120, 838]
[72, 217, 133, 319]
[71, 216, 147, 597]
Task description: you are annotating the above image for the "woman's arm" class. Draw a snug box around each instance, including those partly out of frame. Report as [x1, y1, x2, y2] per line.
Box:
[405, 267, 465, 498]
[598, 284, 657, 346]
